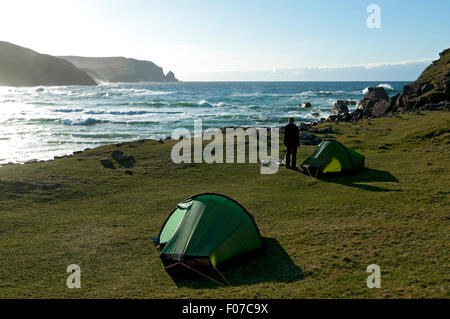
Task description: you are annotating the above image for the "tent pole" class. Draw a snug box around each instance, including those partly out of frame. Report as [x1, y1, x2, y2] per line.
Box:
[180, 262, 224, 286]
[164, 262, 181, 270]
[215, 267, 231, 286]
[305, 166, 314, 180]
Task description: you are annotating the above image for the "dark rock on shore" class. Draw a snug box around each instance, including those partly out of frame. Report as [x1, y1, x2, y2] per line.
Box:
[300, 132, 322, 146]
[331, 100, 350, 116]
[299, 102, 312, 108]
[372, 99, 393, 117]
[111, 150, 136, 167]
[101, 158, 115, 169]
[111, 150, 125, 161]
[355, 87, 390, 116]
[310, 125, 334, 134]
[392, 48, 449, 113]
[321, 48, 450, 124]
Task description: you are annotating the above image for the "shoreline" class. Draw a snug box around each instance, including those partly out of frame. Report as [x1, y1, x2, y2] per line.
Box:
[1, 107, 448, 168]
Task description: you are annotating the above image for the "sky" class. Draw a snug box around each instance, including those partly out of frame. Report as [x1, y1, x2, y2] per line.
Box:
[0, 0, 449, 81]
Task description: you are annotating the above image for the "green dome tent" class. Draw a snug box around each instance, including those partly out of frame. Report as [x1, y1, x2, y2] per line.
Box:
[301, 140, 365, 176]
[154, 193, 262, 284]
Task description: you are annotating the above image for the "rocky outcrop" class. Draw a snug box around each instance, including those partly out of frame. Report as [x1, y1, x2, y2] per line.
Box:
[61, 56, 179, 83]
[356, 87, 389, 111]
[165, 71, 178, 82]
[384, 48, 449, 114]
[331, 100, 350, 115]
[0, 41, 97, 87]
[322, 48, 450, 124]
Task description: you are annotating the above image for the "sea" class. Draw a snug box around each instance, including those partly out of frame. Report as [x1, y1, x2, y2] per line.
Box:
[0, 81, 407, 165]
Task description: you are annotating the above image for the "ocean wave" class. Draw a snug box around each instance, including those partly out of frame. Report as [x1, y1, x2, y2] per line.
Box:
[63, 118, 108, 126]
[109, 88, 175, 96]
[110, 120, 159, 126]
[109, 110, 152, 115]
[136, 90, 175, 96]
[27, 118, 61, 124]
[84, 110, 151, 116]
[363, 83, 395, 94]
[178, 100, 227, 107]
[1, 99, 17, 103]
[125, 101, 167, 107]
[23, 117, 104, 126]
[231, 92, 262, 97]
[231, 90, 348, 98]
[63, 119, 161, 126]
[71, 133, 136, 139]
[84, 111, 107, 115]
[28, 101, 57, 106]
[54, 108, 84, 113]
[199, 100, 214, 107]
[295, 90, 348, 97]
[377, 83, 394, 91]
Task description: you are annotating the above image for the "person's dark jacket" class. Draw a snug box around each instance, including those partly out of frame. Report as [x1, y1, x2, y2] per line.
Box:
[284, 122, 300, 147]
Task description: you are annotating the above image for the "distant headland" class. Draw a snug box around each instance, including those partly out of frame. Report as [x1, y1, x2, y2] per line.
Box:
[0, 41, 178, 87]
[60, 56, 178, 84]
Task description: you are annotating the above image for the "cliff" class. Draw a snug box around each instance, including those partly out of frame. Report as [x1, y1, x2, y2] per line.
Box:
[322, 48, 450, 124]
[60, 56, 179, 83]
[0, 41, 97, 87]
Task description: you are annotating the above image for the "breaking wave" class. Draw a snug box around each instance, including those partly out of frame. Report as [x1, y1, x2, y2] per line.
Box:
[363, 83, 395, 94]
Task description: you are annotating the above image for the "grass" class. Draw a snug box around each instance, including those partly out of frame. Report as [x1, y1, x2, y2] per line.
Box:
[414, 49, 449, 95]
[0, 111, 449, 298]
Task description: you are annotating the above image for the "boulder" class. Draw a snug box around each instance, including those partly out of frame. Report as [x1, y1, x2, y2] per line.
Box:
[299, 102, 312, 108]
[372, 99, 392, 117]
[331, 100, 349, 115]
[101, 158, 115, 169]
[300, 132, 322, 146]
[311, 126, 334, 134]
[111, 150, 125, 161]
[364, 87, 389, 101]
[126, 155, 137, 164]
[356, 87, 389, 114]
[111, 150, 136, 167]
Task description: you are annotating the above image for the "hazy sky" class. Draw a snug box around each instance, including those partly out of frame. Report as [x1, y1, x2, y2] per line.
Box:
[1, 0, 449, 81]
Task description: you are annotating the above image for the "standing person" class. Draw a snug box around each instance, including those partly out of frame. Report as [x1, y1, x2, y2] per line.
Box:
[284, 117, 300, 169]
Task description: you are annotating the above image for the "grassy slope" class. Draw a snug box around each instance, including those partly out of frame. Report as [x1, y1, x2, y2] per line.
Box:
[0, 111, 449, 298]
[414, 50, 449, 95]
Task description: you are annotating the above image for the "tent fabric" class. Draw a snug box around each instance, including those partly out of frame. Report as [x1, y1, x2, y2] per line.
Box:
[157, 193, 262, 269]
[301, 140, 365, 175]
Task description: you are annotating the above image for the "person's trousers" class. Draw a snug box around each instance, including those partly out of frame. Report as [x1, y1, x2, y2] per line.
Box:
[286, 145, 297, 168]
